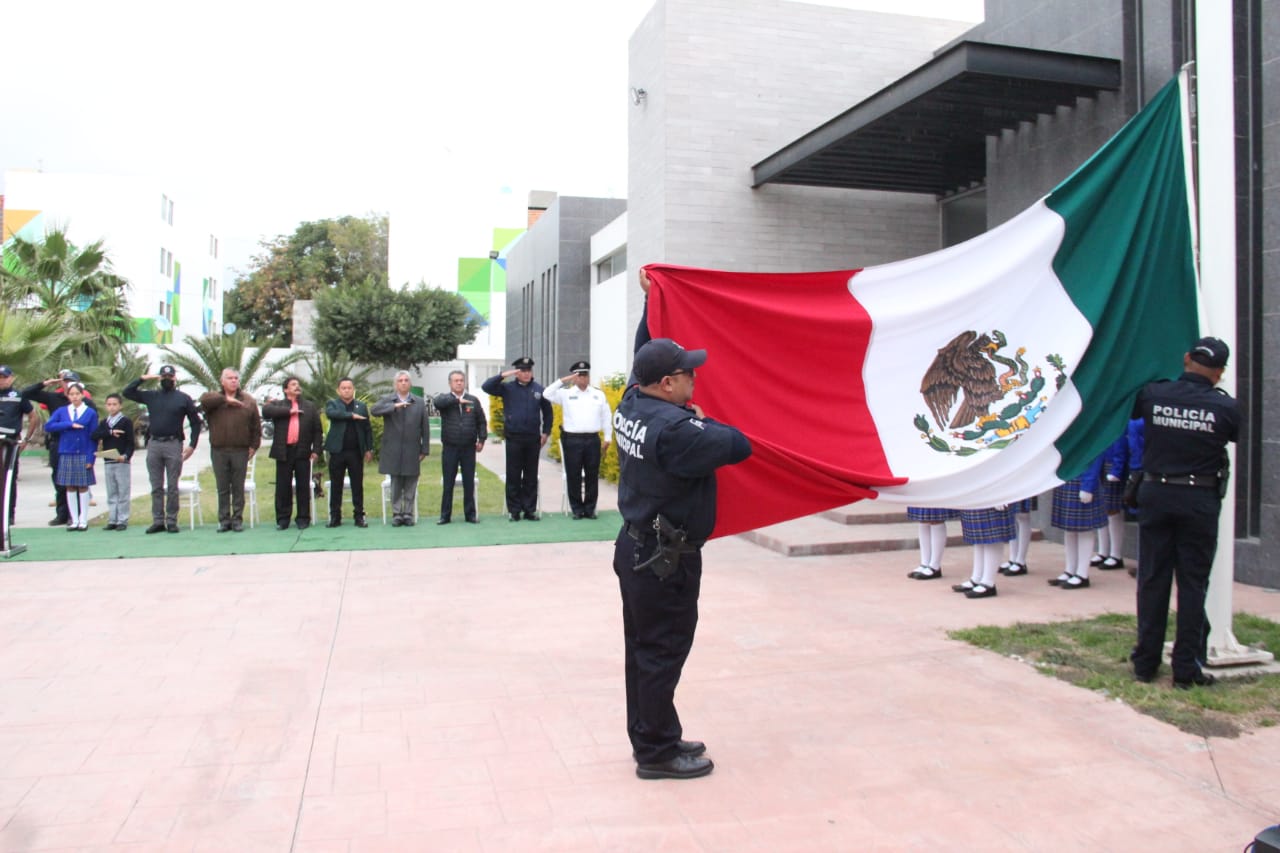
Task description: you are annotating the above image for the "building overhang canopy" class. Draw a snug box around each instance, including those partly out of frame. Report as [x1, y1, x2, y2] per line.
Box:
[751, 41, 1122, 196]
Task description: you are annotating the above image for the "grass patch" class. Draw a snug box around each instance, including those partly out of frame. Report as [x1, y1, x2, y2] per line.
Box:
[950, 611, 1280, 738]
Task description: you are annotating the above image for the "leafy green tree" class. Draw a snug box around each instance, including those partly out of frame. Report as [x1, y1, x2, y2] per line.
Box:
[0, 228, 135, 361]
[225, 214, 389, 345]
[313, 279, 481, 371]
[158, 330, 304, 394]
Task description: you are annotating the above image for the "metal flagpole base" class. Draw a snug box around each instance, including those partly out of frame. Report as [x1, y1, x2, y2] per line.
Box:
[0, 543, 27, 559]
[1162, 638, 1278, 671]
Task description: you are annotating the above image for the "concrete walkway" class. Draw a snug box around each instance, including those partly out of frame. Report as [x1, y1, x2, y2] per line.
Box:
[1, 492, 1278, 849]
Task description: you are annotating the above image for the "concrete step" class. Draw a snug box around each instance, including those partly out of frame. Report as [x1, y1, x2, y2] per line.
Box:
[819, 502, 911, 525]
[740, 511, 1043, 558]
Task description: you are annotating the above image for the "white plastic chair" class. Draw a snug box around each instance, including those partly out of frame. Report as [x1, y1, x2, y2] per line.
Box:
[243, 454, 259, 528]
[176, 470, 203, 530]
[381, 475, 419, 524]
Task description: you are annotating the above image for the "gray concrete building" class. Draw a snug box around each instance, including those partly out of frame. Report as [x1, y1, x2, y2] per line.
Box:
[624, 0, 1276, 588]
[504, 195, 628, 382]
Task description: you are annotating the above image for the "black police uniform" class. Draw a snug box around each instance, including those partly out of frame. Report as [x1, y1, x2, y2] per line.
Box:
[1130, 371, 1239, 683]
[0, 385, 33, 534]
[480, 372, 552, 518]
[612, 384, 751, 765]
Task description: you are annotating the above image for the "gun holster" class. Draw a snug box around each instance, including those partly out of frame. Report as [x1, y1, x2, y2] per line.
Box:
[631, 514, 697, 580]
[1123, 472, 1143, 509]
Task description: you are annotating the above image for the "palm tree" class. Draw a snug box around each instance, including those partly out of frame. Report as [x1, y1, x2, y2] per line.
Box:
[159, 330, 304, 394]
[0, 228, 135, 361]
[0, 307, 89, 383]
[296, 350, 392, 409]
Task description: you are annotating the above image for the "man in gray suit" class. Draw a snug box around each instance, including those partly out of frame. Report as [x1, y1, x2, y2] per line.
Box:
[371, 371, 431, 526]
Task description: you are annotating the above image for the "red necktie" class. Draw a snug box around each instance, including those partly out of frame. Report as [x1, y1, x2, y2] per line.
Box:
[287, 401, 299, 444]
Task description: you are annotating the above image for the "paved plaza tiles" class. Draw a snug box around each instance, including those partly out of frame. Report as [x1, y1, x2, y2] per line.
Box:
[1, 530, 1278, 851]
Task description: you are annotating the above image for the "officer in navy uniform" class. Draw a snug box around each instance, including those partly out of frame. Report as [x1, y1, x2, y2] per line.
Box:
[481, 357, 553, 521]
[0, 366, 39, 544]
[613, 337, 752, 780]
[1130, 336, 1239, 689]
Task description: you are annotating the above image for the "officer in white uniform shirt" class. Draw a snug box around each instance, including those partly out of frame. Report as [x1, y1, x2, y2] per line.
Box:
[544, 360, 613, 519]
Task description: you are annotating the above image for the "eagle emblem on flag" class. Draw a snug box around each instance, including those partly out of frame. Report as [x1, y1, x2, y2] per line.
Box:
[913, 330, 1066, 456]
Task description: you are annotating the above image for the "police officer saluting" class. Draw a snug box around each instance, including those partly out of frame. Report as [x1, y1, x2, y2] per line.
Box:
[614, 338, 751, 780]
[544, 360, 613, 519]
[1130, 336, 1239, 689]
[482, 357, 553, 521]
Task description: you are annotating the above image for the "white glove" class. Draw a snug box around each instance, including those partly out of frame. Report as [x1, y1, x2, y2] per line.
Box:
[1079, 491, 1094, 504]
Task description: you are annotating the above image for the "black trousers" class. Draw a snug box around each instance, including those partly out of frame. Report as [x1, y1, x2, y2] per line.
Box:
[613, 530, 702, 764]
[1, 439, 19, 547]
[561, 433, 601, 515]
[274, 446, 312, 526]
[327, 449, 366, 520]
[440, 443, 477, 521]
[1131, 482, 1220, 681]
[48, 437, 68, 522]
[504, 433, 541, 515]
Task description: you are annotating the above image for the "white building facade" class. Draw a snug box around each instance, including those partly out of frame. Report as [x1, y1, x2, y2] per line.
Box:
[1, 170, 225, 345]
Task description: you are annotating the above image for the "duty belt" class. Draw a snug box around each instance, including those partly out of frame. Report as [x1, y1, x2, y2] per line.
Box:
[1147, 472, 1218, 488]
[150, 435, 181, 442]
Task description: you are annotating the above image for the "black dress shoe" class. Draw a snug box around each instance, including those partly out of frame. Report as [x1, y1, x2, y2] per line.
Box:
[277, 523, 290, 531]
[49, 517, 70, 527]
[116, 524, 128, 532]
[104, 523, 118, 531]
[436, 518, 451, 525]
[465, 517, 478, 524]
[585, 512, 598, 519]
[391, 517, 404, 527]
[231, 521, 243, 532]
[636, 753, 714, 780]
[509, 514, 521, 522]
[353, 516, 368, 528]
[217, 523, 232, 532]
[523, 512, 540, 521]
[1173, 671, 1217, 690]
[296, 520, 310, 530]
[145, 523, 166, 534]
[165, 524, 180, 533]
[572, 512, 584, 520]
[325, 519, 342, 528]
[634, 740, 707, 761]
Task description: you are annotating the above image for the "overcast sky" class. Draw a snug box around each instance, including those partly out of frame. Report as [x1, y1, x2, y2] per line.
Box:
[0, 0, 981, 286]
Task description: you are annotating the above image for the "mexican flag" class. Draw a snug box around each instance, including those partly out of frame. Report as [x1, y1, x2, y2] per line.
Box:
[643, 75, 1200, 538]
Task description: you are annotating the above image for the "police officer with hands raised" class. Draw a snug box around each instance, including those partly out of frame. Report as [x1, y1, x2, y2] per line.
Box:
[1130, 336, 1239, 689]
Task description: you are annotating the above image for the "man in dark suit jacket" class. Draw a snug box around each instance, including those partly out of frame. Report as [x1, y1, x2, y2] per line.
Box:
[433, 370, 487, 524]
[261, 376, 324, 530]
[323, 377, 374, 528]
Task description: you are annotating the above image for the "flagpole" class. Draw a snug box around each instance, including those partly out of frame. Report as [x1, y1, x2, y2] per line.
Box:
[1194, 1, 1273, 669]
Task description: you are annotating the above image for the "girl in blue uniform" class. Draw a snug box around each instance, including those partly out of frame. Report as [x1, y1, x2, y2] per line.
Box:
[1049, 456, 1104, 589]
[42, 383, 99, 531]
[952, 506, 1015, 598]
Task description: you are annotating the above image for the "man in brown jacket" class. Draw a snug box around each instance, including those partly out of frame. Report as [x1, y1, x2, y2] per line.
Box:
[199, 368, 262, 532]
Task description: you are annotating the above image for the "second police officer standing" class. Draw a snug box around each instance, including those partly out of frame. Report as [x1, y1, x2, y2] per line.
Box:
[482, 357, 553, 522]
[543, 360, 613, 519]
[1129, 336, 1239, 689]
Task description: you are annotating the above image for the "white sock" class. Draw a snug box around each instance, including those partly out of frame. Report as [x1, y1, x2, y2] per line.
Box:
[1094, 525, 1110, 561]
[917, 523, 932, 567]
[1108, 513, 1125, 558]
[969, 548, 982, 584]
[65, 492, 80, 526]
[929, 524, 947, 570]
[979, 543, 1002, 586]
[1076, 533, 1095, 579]
[1063, 531, 1079, 575]
[1014, 512, 1032, 563]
